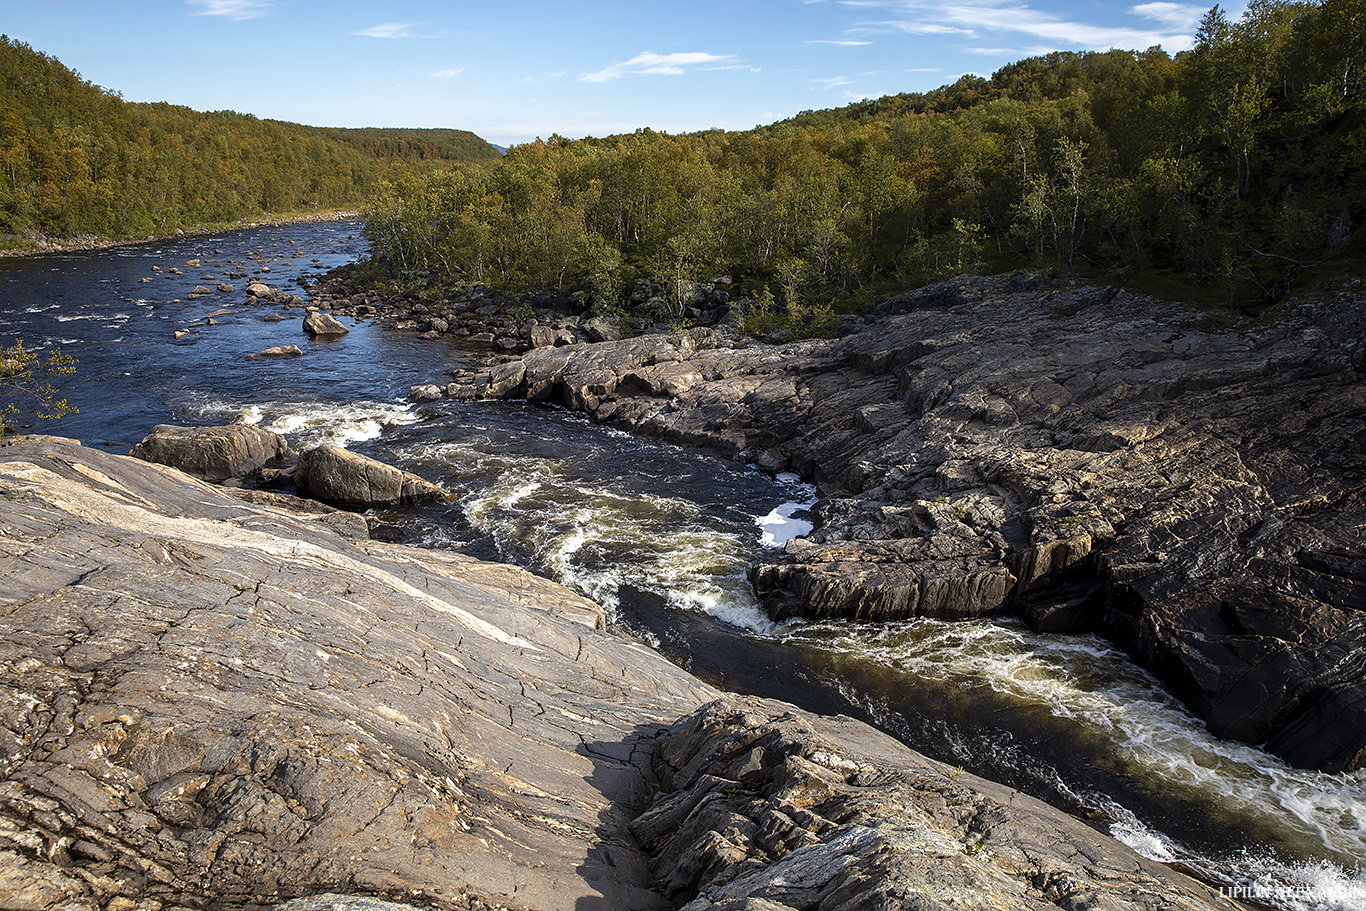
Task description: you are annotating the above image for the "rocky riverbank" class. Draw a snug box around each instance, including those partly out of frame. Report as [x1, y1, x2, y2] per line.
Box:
[0, 435, 1239, 910]
[411, 273, 1366, 775]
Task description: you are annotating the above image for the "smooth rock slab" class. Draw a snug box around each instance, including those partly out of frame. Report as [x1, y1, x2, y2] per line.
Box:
[0, 435, 703, 911]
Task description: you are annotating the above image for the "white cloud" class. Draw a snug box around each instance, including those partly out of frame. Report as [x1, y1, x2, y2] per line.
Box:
[187, 0, 272, 19]
[433, 68, 464, 78]
[1131, 2, 1205, 31]
[808, 38, 873, 45]
[353, 22, 422, 39]
[837, 0, 1195, 52]
[814, 76, 854, 88]
[580, 51, 738, 83]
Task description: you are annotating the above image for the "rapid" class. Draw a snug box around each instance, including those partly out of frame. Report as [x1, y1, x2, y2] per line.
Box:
[2, 220, 1361, 910]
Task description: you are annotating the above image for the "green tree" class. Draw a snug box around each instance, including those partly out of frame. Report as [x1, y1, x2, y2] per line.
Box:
[0, 340, 76, 435]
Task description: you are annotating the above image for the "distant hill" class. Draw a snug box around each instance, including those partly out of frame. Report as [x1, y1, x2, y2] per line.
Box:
[309, 127, 502, 164]
[0, 35, 500, 246]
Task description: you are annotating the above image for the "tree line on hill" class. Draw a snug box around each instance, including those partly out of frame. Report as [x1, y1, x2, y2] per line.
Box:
[0, 35, 500, 247]
[359, 0, 1363, 325]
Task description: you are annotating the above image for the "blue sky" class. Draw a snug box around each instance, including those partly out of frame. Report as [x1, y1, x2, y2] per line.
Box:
[8, 0, 1240, 147]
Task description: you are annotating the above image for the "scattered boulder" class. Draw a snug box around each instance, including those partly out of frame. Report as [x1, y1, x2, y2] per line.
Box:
[247, 344, 303, 358]
[129, 423, 287, 482]
[408, 384, 444, 402]
[583, 316, 623, 342]
[529, 324, 559, 349]
[295, 444, 446, 507]
[303, 311, 349, 337]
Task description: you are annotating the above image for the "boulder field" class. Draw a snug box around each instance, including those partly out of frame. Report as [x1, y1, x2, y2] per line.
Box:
[431, 274, 1366, 774]
[0, 436, 1236, 910]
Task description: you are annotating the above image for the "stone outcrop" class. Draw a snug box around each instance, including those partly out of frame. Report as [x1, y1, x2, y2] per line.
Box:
[440, 274, 1366, 773]
[129, 422, 287, 481]
[0, 436, 1235, 911]
[635, 699, 1231, 911]
[295, 443, 446, 507]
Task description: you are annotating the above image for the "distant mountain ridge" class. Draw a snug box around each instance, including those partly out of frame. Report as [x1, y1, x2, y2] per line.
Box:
[0, 35, 499, 247]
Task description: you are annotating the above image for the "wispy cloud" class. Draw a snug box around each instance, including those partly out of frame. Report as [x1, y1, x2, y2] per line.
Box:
[1130, 2, 1205, 31]
[187, 0, 272, 19]
[808, 38, 872, 45]
[353, 22, 424, 39]
[813, 76, 854, 89]
[837, 0, 1198, 52]
[579, 51, 739, 83]
[432, 68, 464, 78]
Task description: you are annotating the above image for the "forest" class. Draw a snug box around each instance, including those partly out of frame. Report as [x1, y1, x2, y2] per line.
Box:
[359, 0, 1363, 324]
[0, 35, 499, 247]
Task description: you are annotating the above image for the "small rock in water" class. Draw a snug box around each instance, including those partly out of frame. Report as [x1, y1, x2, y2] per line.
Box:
[247, 344, 303, 359]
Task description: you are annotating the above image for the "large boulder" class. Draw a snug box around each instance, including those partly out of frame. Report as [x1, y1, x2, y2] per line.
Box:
[295, 443, 445, 507]
[130, 423, 286, 481]
[303, 311, 349, 337]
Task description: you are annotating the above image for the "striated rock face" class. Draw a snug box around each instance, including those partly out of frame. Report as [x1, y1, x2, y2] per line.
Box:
[0, 435, 699, 911]
[295, 443, 446, 507]
[635, 699, 1231, 911]
[0, 436, 1233, 911]
[450, 275, 1366, 772]
[129, 422, 287, 481]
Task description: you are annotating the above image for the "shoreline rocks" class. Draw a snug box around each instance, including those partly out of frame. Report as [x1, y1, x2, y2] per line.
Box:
[422, 274, 1366, 773]
[0, 435, 1238, 911]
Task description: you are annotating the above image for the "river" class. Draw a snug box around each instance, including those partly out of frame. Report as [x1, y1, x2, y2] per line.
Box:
[2, 220, 1362, 911]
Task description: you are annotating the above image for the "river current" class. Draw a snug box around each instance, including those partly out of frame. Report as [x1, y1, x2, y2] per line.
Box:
[2, 220, 1362, 911]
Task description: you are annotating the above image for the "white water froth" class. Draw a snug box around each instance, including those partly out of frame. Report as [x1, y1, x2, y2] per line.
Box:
[783, 617, 1365, 910]
[405, 439, 781, 634]
[209, 399, 420, 448]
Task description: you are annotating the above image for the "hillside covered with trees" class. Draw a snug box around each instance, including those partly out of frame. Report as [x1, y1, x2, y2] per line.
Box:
[360, 0, 1363, 322]
[0, 35, 500, 247]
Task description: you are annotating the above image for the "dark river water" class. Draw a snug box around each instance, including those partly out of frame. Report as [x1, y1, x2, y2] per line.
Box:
[2, 220, 1361, 910]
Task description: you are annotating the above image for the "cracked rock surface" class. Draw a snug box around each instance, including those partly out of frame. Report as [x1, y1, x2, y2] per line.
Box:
[448, 275, 1366, 773]
[634, 698, 1232, 911]
[0, 436, 1237, 910]
[0, 436, 705, 911]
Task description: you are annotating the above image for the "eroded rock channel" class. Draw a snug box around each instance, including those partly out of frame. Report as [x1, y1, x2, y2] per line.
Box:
[432, 274, 1366, 776]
